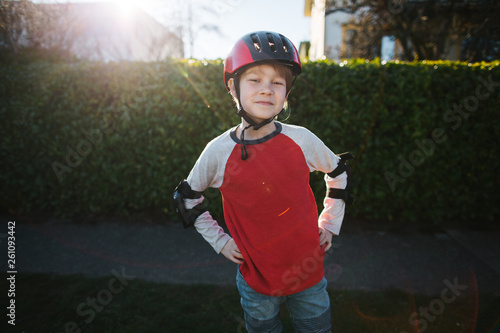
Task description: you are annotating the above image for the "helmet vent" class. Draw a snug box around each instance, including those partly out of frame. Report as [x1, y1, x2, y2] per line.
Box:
[266, 33, 277, 52]
[280, 35, 289, 53]
[250, 34, 262, 52]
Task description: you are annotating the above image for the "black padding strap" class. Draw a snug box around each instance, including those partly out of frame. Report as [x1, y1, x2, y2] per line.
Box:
[328, 152, 354, 178]
[173, 180, 207, 229]
[175, 179, 203, 199]
[184, 203, 208, 227]
[327, 152, 355, 205]
[327, 188, 354, 205]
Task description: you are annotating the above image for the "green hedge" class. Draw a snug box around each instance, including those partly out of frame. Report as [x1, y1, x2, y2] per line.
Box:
[1, 59, 499, 225]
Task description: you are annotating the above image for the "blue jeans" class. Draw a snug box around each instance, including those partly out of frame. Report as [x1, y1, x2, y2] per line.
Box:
[236, 269, 332, 333]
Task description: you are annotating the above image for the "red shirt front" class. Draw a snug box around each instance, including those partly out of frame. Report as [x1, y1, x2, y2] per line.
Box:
[220, 133, 324, 295]
[186, 122, 347, 296]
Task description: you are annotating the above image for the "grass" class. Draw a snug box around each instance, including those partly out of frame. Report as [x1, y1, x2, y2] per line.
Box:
[1, 272, 499, 333]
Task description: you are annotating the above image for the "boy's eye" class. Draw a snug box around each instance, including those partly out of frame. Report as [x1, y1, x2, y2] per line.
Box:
[273, 81, 285, 85]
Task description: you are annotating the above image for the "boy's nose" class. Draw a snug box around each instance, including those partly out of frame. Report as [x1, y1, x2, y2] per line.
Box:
[259, 82, 273, 94]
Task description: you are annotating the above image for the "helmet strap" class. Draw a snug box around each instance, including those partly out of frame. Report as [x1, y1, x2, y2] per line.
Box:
[233, 74, 296, 160]
[234, 75, 278, 131]
[232, 75, 271, 160]
[239, 124, 252, 160]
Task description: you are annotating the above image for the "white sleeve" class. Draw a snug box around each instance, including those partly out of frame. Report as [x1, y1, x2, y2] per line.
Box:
[183, 130, 235, 253]
[318, 172, 347, 235]
[184, 198, 231, 254]
[280, 124, 348, 235]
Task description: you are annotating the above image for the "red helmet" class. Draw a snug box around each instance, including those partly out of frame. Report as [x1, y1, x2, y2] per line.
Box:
[224, 31, 302, 91]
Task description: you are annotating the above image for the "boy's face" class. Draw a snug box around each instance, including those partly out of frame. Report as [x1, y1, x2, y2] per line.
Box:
[229, 64, 288, 124]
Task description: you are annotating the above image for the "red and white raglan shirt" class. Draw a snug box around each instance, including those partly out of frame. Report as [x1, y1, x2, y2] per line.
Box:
[184, 122, 347, 296]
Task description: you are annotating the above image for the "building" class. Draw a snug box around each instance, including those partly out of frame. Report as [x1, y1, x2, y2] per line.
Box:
[36, 2, 183, 62]
[303, 0, 497, 62]
[304, 0, 352, 61]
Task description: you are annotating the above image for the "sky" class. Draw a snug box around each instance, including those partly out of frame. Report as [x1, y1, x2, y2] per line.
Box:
[36, 0, 311, 60]
[159, 0, 312, 59]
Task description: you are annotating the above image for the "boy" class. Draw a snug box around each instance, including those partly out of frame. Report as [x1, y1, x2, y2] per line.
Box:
[173, 31, 352, 333]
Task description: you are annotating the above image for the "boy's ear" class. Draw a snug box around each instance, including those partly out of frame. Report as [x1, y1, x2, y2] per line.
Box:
[227, 78, 237, 98]
[227, 78, 241, 109]
[285, 89, 291, 101]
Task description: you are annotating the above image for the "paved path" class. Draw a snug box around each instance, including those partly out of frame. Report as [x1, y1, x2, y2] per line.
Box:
[7, 216, 500, 296]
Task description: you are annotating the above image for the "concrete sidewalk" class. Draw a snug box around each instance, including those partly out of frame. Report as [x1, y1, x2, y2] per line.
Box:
[8, 217, 500, 296]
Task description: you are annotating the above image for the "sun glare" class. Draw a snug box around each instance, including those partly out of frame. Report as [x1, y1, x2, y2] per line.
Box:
[109, 0, 135, 18]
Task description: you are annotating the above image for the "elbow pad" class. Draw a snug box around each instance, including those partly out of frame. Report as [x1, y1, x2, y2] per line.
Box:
[173, 180, 207, 229]
[327, 152, 355, 205]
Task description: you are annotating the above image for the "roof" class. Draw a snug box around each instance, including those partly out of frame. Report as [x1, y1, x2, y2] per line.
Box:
[37, 2, 184, 61]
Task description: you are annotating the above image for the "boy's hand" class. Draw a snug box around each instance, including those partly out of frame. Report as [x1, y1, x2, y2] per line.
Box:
[319, 227, 333, 252]
[221, 238, 244, 264]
